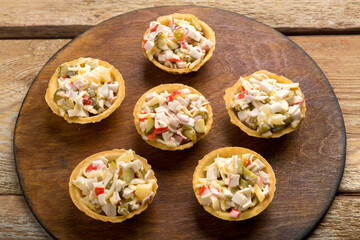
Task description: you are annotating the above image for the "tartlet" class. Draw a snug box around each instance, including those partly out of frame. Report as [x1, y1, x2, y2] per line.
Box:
[133, 83, 213, 151]
[224, 70, 306, 138]
[193, 147, 276, 221]
[45, 57, 125, 124]
[69, 149, 157, 223]
[142, 13, 216, 74]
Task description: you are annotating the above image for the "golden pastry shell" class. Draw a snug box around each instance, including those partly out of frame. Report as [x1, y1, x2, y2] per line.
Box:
[133, 83, 213, 151]
[69, 149, 158, 223]
[142, 13, 216, 74]
[192, 147, 276, 221]
[45, 57, 125, 124]
[224, 70, 306, 138]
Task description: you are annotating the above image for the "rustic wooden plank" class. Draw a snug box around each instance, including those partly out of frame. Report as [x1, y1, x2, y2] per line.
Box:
[0, 39, 70, 195]
[0, 195, 358, 239]
[1, 36, 360, 195]
[309, 195, 360, 239]
[0, 195, 51, 240]
[1, 1, 360, 38]
[290, 36, 360, 193]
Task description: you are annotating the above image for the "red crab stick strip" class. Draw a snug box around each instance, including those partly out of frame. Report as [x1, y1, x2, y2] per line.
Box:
[95, 187, 105, 196]
[150, 23, 159, 32]
[166, 90, 182, 102]
[230, 209, 240, 218]
[154, 126, 169, 134]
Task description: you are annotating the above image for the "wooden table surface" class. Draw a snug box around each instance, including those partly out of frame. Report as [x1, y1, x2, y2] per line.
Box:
[0, 1, 359, 239]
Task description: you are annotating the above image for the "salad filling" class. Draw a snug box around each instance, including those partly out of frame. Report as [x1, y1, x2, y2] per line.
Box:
[137, 87, 210, 148]
[194, 153, 271, 218]
[72, 149, 156, 217]
[54, 58, 119, 118]
[230, 72, 305, 137]
[143, 15, 214, 69]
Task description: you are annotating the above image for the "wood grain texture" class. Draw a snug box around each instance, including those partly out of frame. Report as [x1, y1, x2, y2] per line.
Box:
[14, 7, 345, 239]
[1, 195, 359, 240]
[0, 196, 51, 240]
[290, 36, 360, 193]
[0, 39, 70, 195]
[1, 1, 360, 38]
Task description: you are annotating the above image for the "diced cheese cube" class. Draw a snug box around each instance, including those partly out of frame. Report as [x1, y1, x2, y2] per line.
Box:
[259, 80, 274, 93]
[168, 100, 182, 112]
[176, 61, 187, 69]
[108, 82, 119, 92]
[254, 159, 265, 170]
[292, 108, 302, 121]
[223, 189, 234, 199]
[116, 179, 125, 192]
[98, 194, 107, 206]
[237, 110, 248, 121]
[232, 191, 248, 206]
[211, 196, 220, 210]
[200, 193, 212, 206]
[122, 187, 134, 199]
[187, 30, 202, 41]
[206, 166, 218, 181]
[131, 159, 143, 173]
[270, 102, 283, 113]
[277, 89, 290, 99]
[229, 174, 240, 188]
[189, 47, 203, 59]
[260, 170, 270, 184]
[101, 203, 117, 217]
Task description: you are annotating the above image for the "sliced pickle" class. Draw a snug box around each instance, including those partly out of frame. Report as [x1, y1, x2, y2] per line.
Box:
[199, 111, 208, 120]
[257, 123, 271, 134]
[189, 16, 202, 31]
[194, 119, 206, 133]
[118, 204, 129, 216]
[152, 103, 159, 109]
[183, 128, 197, 141]
[271, 125, 285, 133]
[155, 32, 167, 50]
[242, 166, 258, 182]
[240, 178, 253, 189]
[174, 29, 185, 40]
[184, 55, 196, 63]
[120, 167, 134, 184]
[54, 90, 63, 102]
[59, 98, 74, 110]
[58, 64, 68, 78]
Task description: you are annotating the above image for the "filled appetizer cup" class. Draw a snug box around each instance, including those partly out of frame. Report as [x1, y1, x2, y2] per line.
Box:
[224, 70, 306, 138]
[133, 84, 213, 151]
[69, 149, 157, 223]
[45, 57, 125, 123]
[193, 147, 276, 221]
[142, 13, 216, 74]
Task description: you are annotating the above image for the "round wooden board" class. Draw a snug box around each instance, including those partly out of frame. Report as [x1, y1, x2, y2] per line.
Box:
[14, 6, 346, 240]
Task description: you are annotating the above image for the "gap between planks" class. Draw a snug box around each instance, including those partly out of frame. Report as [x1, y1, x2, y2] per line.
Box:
[2, 26, 360, 39]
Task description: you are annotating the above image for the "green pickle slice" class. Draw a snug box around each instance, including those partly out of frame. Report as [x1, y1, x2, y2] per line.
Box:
[155, 32, 167, 50]
[189, 17, 202, 31]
